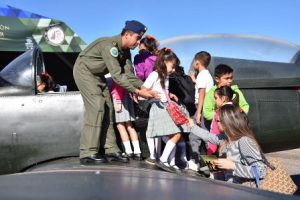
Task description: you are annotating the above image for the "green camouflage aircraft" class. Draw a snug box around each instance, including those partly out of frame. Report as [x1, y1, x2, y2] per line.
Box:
[0, 4, 87, 69]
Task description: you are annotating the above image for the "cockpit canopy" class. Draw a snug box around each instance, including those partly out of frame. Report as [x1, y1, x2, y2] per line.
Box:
[160, 34, 300, 88]
[160, 34, 300, 68]
[0, 47, 44, 95]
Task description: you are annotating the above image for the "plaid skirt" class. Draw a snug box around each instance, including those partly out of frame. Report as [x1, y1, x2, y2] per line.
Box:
[146, 101, 190, 138]
[113, 94, 135, 123]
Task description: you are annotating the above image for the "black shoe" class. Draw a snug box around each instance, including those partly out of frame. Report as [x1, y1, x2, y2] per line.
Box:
[133, 153, 142, 161]
[80, 154, 108, 165]
[156, 160, 176, 173]
[123, 153, 133, 159]
[107, 152, 129, 163]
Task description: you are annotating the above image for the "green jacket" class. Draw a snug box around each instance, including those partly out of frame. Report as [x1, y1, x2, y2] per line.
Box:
[203, 85, 250, 120]
[77, 34, 142, 93]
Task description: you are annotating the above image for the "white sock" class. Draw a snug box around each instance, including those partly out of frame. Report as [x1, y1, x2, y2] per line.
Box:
[132, 140, 141, 154]
[160, 140, 176, 163]
[147, 137, 155, 159]
[123, 141, 132, 154]
[168, 146, 177, 166]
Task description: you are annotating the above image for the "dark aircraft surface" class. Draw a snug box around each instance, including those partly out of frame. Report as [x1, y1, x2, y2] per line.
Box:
[0, 35, 299, 199]
[0, 158, 298, 200]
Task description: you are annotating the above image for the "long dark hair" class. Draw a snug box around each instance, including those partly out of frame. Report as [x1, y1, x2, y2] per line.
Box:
[153, 48, 180, 88]
[215, 86, 239, 106]
[219, 104, 261, 150]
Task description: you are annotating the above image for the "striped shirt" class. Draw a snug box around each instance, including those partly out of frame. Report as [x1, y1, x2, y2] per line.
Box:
[190, 125, 267, 183]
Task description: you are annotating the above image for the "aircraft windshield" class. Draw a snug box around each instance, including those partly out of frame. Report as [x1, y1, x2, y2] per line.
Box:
[0, 49, 33, 87]
[160, 34, 300, 71]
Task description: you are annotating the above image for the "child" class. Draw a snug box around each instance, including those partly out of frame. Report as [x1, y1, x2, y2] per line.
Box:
[37, 72, 55, 93]
[134, 35, 159, 164]
[143, 48, 183, 172]
[188, 51, 213, 171]
[189, 104, 267, 183]
[203, 64, 249, 127]
[208, 86, 239, 155]
[134, 35, 158, 81]
[193, 51, 214, 125]
[111, 81, 142, 160]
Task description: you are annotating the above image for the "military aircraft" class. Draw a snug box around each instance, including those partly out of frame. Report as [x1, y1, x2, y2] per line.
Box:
[0, 25, 299, 198]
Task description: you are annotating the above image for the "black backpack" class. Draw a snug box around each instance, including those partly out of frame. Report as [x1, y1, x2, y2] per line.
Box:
[169, 68, 196, 116]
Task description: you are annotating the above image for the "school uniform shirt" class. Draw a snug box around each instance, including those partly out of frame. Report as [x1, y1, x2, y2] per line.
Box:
[142, 71, 169, 103]
[195, 69, 214, 104]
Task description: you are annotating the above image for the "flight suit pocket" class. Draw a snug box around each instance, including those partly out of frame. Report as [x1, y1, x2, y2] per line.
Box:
[84, 94, 105, 126]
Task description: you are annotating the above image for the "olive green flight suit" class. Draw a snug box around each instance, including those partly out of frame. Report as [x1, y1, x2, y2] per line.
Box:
[73, 34, 143, 158]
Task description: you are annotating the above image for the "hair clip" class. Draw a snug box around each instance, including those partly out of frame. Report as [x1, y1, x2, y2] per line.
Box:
[145, 34, 158, 42]
[239, 108, 244, 113]
[41, 72, 49, 78]
[165, 48, 172, 52]
[232, 93, 236, 100]
[223, 102, 233, 106]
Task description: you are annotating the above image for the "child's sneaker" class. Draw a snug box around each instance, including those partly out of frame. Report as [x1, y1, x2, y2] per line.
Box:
[187, 160, 199, 171]
[145, 157, 156, 165]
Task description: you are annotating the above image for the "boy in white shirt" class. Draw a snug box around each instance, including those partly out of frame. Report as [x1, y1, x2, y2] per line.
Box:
[188, 51, 214, 171]
[194, 51, 214, 125]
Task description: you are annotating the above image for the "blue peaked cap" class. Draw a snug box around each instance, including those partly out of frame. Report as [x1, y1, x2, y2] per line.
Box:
[124, 20, 147, 36]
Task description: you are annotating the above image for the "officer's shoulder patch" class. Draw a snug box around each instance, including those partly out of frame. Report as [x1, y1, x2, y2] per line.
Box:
[110, 47, 118, 57]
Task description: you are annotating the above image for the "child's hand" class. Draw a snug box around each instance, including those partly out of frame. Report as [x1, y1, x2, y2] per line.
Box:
[169, 93, 178, 102]
[187, 118, 195, 128]
[115, 103, 122, 113]
[189, 71, 196, 83]
[195, 113, 201, 125]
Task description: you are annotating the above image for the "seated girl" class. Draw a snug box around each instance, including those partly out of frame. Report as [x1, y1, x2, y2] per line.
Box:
[188, 104, 267, 183]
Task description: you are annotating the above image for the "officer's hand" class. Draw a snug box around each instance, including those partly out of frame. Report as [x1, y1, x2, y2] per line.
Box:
[133, 94, 138, 104]
[138, 87, 160, 99]
[115, 103, 122, 113]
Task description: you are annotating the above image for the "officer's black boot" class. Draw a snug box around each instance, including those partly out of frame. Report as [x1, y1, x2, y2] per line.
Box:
[80, 153, 108, 165]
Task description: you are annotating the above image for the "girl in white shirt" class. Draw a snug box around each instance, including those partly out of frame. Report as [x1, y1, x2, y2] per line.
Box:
[143, 48, 184, 172]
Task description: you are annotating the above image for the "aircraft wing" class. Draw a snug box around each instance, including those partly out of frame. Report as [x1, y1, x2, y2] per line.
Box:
[0, 158, 294, 200]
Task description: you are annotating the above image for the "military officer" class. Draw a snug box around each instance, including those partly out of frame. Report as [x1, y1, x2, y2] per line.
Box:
[74, 20, 157, 165]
